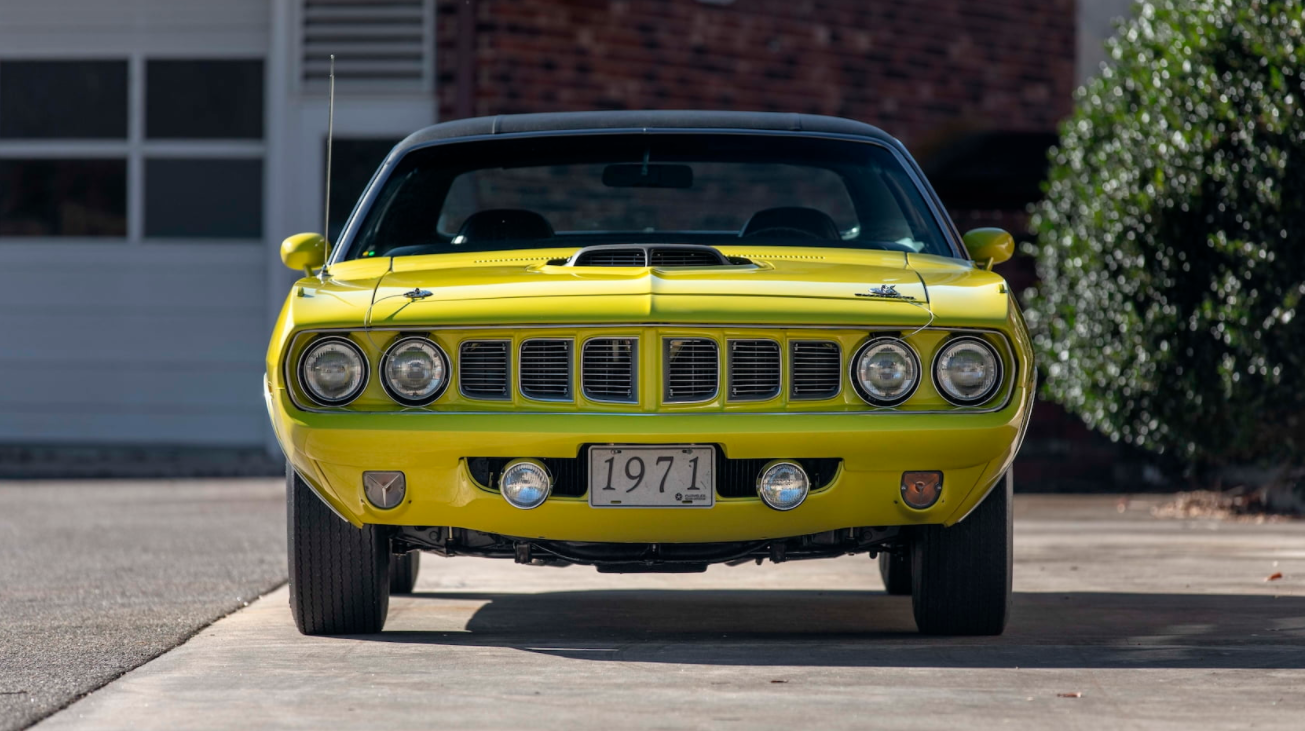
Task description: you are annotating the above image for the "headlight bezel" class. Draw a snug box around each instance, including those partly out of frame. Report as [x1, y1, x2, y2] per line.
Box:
[499, 458, 553, 510]
[756, 460, 810, 511]
[297, 335, 369, 407]
[849, 337, 922, 407]
[932, 335, 1004, 406]
[379, 335, 450, 407]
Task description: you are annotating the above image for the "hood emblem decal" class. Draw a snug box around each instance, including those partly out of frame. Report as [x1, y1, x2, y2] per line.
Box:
[856, 284, 916, 301]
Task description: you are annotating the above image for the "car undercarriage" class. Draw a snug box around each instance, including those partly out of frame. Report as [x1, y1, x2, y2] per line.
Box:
[393, 525, 905, 573]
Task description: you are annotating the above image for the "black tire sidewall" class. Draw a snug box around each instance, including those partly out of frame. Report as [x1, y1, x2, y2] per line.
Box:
[910, 471, 1013, 635]
[287, 464, 392, 634]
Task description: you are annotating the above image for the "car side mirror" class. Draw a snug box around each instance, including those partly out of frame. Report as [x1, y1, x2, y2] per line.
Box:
[962, 228, 1015, 269]
[281, 233, 327, 276]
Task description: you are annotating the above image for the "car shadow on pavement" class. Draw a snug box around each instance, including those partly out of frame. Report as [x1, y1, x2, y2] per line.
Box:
[360, 589, 1305, 669]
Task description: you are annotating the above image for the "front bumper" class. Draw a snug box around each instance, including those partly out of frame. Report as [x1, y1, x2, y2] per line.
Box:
[268, 381, 1030, 543]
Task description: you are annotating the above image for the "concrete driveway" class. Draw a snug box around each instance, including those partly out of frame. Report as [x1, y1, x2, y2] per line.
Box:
[24, 493, 1305, 730]
[0, 479, 285, 731]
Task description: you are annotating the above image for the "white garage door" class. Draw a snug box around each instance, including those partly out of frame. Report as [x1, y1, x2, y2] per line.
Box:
[0, 0, 273, 446]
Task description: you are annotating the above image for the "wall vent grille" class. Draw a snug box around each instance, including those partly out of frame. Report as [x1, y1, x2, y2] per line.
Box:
[301, 0, 432, 90]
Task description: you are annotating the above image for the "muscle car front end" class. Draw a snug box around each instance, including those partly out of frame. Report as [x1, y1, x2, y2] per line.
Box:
[267, 111, 1033, 637]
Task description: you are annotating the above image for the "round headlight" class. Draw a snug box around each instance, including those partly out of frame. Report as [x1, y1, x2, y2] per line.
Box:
[757, 460, 809, 511]
[934, 337, 1002, 405]
[298, 337, 368, 406]
[500, 459, 552, 510]
[851, 338, 920, 406]
[380, 336, 448, 406]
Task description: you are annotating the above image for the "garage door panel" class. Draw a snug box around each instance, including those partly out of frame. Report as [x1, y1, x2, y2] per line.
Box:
[0, 314, 268, 362]
[0, 411, 267, 446]
[0, 242, 273, 445]
[0, 262, 266, 308]
[0, 363, 264, 408]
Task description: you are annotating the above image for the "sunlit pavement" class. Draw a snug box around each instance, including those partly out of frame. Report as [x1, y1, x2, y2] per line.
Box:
[0, 480, 285, 731]
[32, 496, 1305, 731]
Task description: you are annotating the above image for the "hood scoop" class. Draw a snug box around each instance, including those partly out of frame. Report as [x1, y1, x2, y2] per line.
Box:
[558, 244, 747, 268]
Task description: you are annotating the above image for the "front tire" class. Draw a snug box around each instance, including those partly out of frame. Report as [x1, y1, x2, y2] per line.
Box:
[877, 550, 912, 595]
[390, 551, 420, 594]
[287, 464, 391, 635]
[910, 470, 1012, 635]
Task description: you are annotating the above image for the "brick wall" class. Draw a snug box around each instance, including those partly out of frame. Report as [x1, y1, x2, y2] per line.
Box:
[436, 0, 1076, 149]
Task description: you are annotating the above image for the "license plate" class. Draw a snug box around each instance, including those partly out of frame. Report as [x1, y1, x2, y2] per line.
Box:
[588, 445, 715, 508]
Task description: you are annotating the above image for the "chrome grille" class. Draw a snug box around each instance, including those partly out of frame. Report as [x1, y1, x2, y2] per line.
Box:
[459, 340, 510, 400]
[727, 339, 781, 401]
[664, 338, 719, 402]
[519, 339, 573, 400]
[790, 341, 842, 400]
[581, 338, 638, 402]
[649, 248, 723, 267]
[574, 249, 646, 267]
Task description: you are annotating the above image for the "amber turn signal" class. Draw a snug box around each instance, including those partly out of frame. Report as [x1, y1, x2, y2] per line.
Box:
[901, 471, 942, 509]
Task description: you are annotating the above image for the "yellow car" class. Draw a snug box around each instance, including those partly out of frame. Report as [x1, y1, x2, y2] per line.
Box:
[267, 111, 1033, 637]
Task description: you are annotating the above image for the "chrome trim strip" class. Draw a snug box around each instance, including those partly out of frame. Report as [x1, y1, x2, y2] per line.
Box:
[662, 337, 721, 404]
[329, 129, 966, 265]
[294, 322, 947, 333]
[458, 339, 513, 401]
[847, 337, 923, 407]
[580, 336, 640, 404]
[518, 337, 575, 403]
[292, 467, 353, 523]
[296, 335, 370, 407]
[726, 338, 782, 402]
[788, 339, 843, 401]
[931, 335, 1005, 408]
[286, 406, 1014, 417]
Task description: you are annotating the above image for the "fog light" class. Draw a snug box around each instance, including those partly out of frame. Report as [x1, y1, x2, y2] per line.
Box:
[757, 460, 809, 511]
[363, 471, 406, 509]
[501, 459, 551, 510]
[901, 471, 942, 509]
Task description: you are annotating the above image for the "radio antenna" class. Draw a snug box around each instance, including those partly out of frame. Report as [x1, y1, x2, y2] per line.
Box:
[320, 54, 335, 280]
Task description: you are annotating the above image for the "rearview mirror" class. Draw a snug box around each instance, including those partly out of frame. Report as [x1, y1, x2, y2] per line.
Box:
[962, 228, 1014, 268]
[602, 163, 693, 189]
[281, 233, 326, 275]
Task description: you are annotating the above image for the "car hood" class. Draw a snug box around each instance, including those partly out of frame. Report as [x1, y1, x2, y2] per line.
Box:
[295, 247, 1011, 330]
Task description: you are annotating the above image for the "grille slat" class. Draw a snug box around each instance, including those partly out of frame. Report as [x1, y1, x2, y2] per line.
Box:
[727, 339, 781, 401]
[457, 332, 848, 405]
[582, 338, 638, 402]
[575, 249, 647, 267]
[649, 248, 723, 267]
[664, 338, 719, 403]
[459, 341, 511, 400]
[519, 339, 573, 400]
[790, 341, 842, 400]
[571, 246, 729, 268]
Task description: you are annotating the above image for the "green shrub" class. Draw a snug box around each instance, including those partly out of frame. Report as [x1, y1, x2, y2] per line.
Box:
[1025, 1, 1305, 481]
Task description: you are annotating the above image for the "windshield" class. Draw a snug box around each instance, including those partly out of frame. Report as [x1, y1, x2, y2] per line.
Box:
[344, 133, 954, 260]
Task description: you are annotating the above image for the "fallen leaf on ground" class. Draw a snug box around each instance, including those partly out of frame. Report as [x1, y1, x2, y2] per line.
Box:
[1266, 572, 1284, 581]
[1057, 692, 1082, 698]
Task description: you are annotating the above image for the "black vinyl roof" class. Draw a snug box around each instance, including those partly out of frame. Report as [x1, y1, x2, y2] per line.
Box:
[394, 110, 899, 154]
